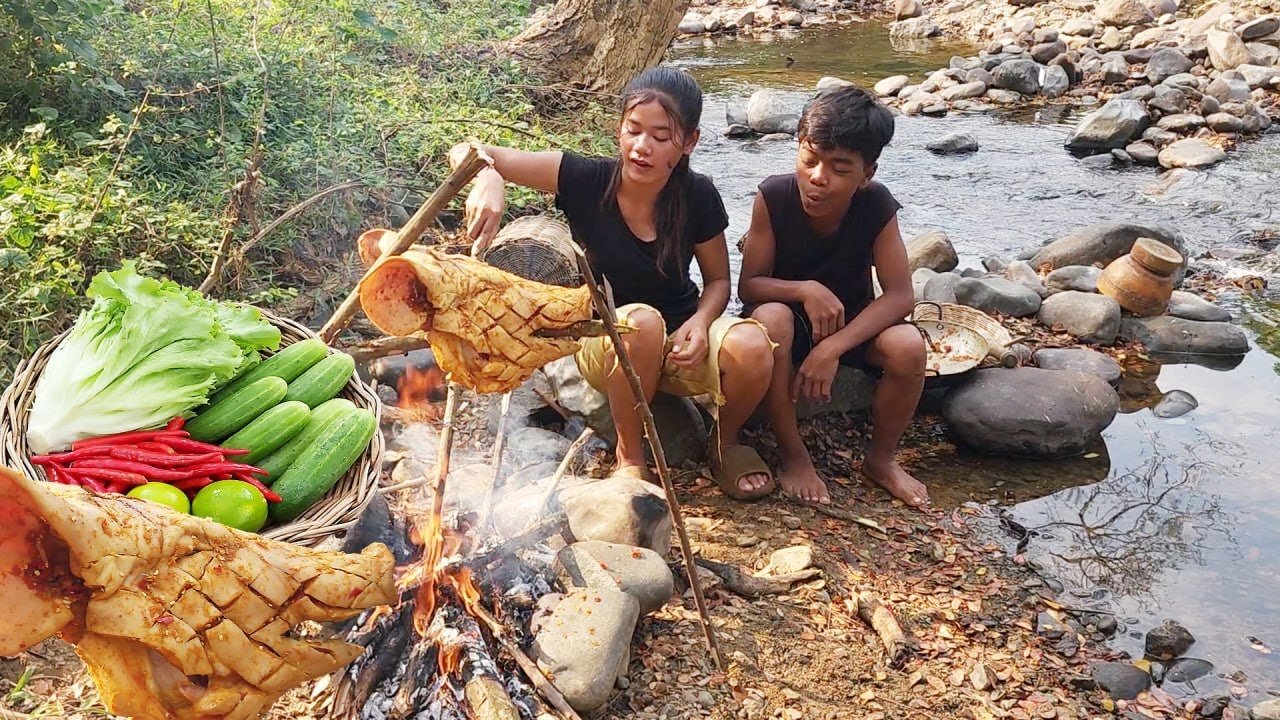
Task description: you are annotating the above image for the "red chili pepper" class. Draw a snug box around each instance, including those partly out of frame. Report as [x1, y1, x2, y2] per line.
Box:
[66, 467, 148, 486]
[107, 448, 222, 467]
[173, 476, 214, 491]
[31, 446, 115, 464]
[158, 437, 249, 455]
[72, 429, 186, 450]
[77, 474, 108, 493]
[44, 464, 70, 485]
[73, 458, 189, 481]
[136, 442, 176, 454]
[166, 417, 185, 431]
[177, 462, 266, 479]
[105, 481, 128, 494]
[233, 474, 282, 503]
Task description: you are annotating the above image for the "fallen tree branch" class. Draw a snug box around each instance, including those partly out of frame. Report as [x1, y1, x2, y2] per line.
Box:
[856, 590, 910, 668]
[694, 558, 822, 598]
[798, 501, 888, 532]
[343, 334, 432, 364]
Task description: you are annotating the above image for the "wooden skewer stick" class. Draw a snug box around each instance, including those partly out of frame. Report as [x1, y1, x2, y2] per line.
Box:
[474, 391, 514, 536]
[318, 143, 493, 343]
[468, 600, 584, 720]
[573, 251, 725, 671]
[528, 426, 595, 523]
[343, 334, 432, 364]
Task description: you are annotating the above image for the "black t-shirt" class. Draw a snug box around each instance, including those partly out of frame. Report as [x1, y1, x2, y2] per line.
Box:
[555, 152, 730, 330]
[758, 173, 902, 316]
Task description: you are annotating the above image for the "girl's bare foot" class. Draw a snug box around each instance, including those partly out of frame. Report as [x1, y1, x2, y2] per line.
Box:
[779, 451, 830, 504]
[864, 457, 929, 508]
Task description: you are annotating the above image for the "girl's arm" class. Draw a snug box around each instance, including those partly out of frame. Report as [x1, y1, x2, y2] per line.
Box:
[448, 143, 564, 252]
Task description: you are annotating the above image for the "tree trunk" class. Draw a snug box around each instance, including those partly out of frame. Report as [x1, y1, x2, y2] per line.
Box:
[503, 0, 692, 94]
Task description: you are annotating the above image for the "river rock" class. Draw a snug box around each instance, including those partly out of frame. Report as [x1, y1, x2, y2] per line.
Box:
[1143, 126, 1179, 146]
[1098, 0, 1155, 26]
[1251, 699, 1280, 720]
[1032, 40, 1069, 64]
[954, 277, 1042, 316]
[1163, 657, 1214, 683]
[1159, 138, 1227, 169]
[1240, 16, 1280, 40]
[1168, 290, 1231, 321]
[1152, 389, 1199, 418]
[1207, 76, 1252, 103]
[780, 10, 804, 26]
[761, 545, 814, 575]
[895, 0, 923, 19]
[1120, 316, 1249, 355]
[556, 541, 674, 615]
[726, 123, 754, 138]
[1102, 54, 1131, 84]
[1208, 28, 1251, 70]
[923, 271, 962, 302]
[1091, 661, 1152, 700]
[532, 588, 640, 713]
[747, 90, 800, 134]
[798, 366, 875, 418]
[560, 475, 673, 555]
[1144, 0, 1177, 18]
[1145, 619, 1196, 659]
[1126, 141, 1161, 165]
[1248, 42, 1280, 66]
[722, 8, 756, 29]
[1149, 85, 1189, 115]
[1237, 63, 1280, 89]
[1046, 265, 1103, 292]
[1043, 64, 1071, 96]
[940, 81, 988, 101]
[1035, 28, 1060, 43]
[926, 131, 980, 153]
[1002, 260, 1047, 297]
[726, 103, 748, 127]
[1034, 347, 1122, 384]
[875, 74, 911, 96]
[1207, 112, 1246, 132]
[1200, 95, 1221, 116]
[1030, 222, 1186, 274]
[678, 15, 706, 34]
[1039, 291, 1121, 344]
[913, 267, 937, 300]
[1063, 17, 1097, 36]
[942, 368, 1119, 457]
[816, 76, 854, 94]
[890, 16, 941, 37]
[966, 67, 996, 86]
[1065, 98, 1151, 150]
[1158, 113, 1206, 132]
[993, 59, 1044, 94]
[907, 229, 959, 272]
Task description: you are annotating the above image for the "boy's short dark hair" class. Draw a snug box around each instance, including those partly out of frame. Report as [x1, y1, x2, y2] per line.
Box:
[798, 85, 895, 165]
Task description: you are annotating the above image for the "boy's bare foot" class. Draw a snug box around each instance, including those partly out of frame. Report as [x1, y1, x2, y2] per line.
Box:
[864, 457, 929, 508]
[779, 452, 830, 504]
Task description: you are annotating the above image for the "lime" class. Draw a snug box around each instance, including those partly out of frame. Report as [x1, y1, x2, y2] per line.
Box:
[127, 482, 191, 514]
[191, 480, 268, 533]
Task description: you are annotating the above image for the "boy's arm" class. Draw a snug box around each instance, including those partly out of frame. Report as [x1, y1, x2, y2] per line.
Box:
[812, 215, 915, 357]
[738, 193, 845, 339]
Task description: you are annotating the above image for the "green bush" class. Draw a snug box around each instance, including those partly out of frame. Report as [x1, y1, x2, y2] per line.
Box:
[0, 0, 615, 379]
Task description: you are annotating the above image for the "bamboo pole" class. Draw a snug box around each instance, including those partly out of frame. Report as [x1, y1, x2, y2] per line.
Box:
[319, 144, 493, 343]
[572, 251, 724, 671]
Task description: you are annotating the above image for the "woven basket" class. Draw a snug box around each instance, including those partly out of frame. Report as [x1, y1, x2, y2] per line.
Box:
[480, 215, 582, 287]
[911, 301, 1018, 367]
[0, 309, 384, 548]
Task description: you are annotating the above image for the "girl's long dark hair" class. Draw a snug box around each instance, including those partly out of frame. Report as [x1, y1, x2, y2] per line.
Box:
[603, 67, 704, 277]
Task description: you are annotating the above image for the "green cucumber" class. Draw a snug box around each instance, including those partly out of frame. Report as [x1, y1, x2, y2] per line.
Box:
[187, 376, 288, 443]
[253, 398, 356, 484]
[283, 352, 356, 408]
[211, 339, 328, 404]
[269, 409, 377, 523]
[222, 401, 312, 465]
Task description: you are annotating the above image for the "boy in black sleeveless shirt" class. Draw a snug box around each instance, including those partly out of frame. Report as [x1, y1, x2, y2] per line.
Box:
[739, 86, 930, 508]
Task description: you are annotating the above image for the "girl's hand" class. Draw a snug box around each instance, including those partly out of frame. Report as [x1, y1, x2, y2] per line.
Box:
[668, 318, 710, 368]
[463, 169, 506, 256]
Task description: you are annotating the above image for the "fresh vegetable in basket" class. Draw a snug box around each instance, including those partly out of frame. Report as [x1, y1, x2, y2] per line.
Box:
[25, 262, 281, 454]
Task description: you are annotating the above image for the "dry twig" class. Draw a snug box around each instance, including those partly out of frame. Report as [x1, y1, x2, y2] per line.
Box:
[693, 558, 823, 598]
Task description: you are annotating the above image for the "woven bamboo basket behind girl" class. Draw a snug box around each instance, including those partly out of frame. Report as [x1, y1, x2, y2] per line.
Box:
[0, 310, 384, 548]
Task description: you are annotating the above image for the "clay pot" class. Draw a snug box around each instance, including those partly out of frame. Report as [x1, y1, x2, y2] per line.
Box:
[1098, 238, 1183, 317]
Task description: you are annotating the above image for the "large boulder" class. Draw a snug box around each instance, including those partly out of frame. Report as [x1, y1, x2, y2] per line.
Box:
[1146, 48, 1193, 84]
[559, 475, 674, 556]
[889, 16, 941, 37]
[1207, 28, 1251, 70]
[1029, 223, 1187, 279]
[1065, 98, 1151, 150]
[1158, 138, 1227, 169]
[556, 541, 674, 615]
[1033, 347, 1122, 385]
[907, 230, 959, 272]
[993, 59, 1044, 95]
[1042, 64, 1071, 97]
[1097, 0, 1155, 26]
[875, 75, 912, 97]
[1119, 316, 1249, 355]
[747, 89, 800, 135]
[942, 368, 1120, 457]
[954, 277, 1043, 317]
[1038, 291, 1122, 344]
[923, 271, 963, 303]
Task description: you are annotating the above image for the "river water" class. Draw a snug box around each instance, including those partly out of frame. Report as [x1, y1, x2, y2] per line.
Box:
[666, 23, 1280, 699]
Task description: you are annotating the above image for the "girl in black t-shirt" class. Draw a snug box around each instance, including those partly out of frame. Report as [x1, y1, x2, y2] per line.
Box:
[447, 68, 777, 500]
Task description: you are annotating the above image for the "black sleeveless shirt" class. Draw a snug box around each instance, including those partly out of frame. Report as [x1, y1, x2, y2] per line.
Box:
[758, 174, 901, 317]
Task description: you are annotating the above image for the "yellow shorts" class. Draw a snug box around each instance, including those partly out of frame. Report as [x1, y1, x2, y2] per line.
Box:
[575, 304, 769, 406]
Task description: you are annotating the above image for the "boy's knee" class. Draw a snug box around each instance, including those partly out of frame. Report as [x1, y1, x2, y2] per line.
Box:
[879, 325, 927, 376]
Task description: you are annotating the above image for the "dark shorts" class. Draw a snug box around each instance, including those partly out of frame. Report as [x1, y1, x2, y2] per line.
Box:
[743, 303, 899, 375]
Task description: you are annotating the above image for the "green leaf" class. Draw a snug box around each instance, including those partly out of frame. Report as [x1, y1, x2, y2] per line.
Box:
[353, 9, 378, 27]
[32, 106, 59, 122]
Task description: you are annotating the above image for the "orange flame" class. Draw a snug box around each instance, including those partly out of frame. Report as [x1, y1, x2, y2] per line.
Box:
[396, 364, 447, 421]
[445, 566, 483, 617]
[438, 643, 464, 676]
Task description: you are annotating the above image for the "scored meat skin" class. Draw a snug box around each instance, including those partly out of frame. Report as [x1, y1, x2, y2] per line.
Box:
[0, 467, 396, 720]
[358, 248, 595, 394]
